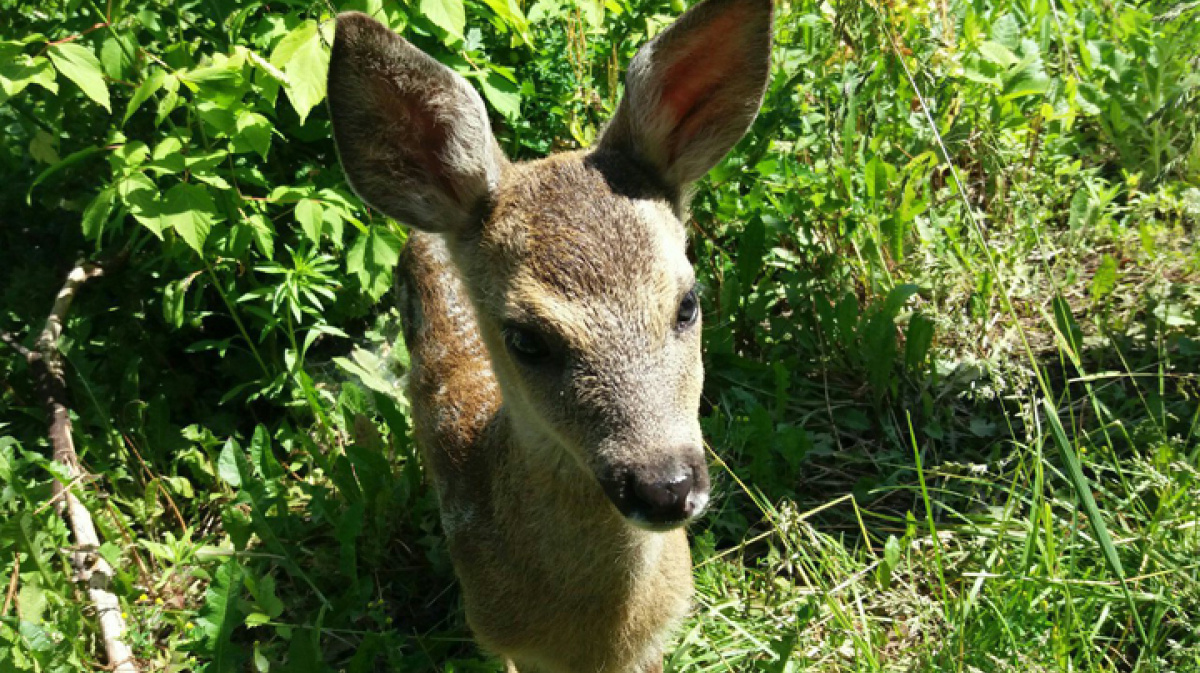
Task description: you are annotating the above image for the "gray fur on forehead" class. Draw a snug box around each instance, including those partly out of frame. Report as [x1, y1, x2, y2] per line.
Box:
[479, 151, 686, 297]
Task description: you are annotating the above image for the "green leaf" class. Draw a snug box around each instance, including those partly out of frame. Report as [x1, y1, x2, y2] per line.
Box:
[48, 42, 111, 112]
[234, 110, 272, 158]
[197, 558, 246, 672]
[576, 0, 605, 28]
[978, 41, 1018, 67]
[480, 70, 521, 120]
[295, 199, 324, 243]
[269, 20, 331, 124]
[217, 438, 249, 489]
[904, 312, 935, 372]
[159, 183, 223, 253]
[124, 67, 166, 124]
[884, 535, 902, 570]
[479, 0, 532, 42]
[0, 54, 57, 103]
[1090, 254, 1118, 302]
[119, 172, 162, 235]
[347, 226, 404, 300]
[420, 0, 466, 41]
[81, 187, 117, 240]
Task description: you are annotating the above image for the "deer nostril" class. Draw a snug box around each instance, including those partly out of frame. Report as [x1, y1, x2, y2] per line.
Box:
[631, 473, 694, 523]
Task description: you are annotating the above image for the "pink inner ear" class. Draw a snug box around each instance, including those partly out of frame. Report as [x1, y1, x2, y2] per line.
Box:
[659, 9, 749, 158]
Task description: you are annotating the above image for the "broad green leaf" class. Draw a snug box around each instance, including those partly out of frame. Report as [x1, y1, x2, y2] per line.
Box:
[196, 558, 246, 671]
[1068, 188, 1093, 229]
[119, 172, 163, 234]
[295, 199, 324, 243]
[1001, 65, 1050, 99]
[978, 41, 1018, 67]
[479, 0, 532, 42]
[1091, 255, 1118, 302]
[159, 183, 223, 253]
[48, 42, 111, 112]
[480, 70, 521, 120]
[244, 212, 275, 258]
[420, 0, 466, 41]
[124, 67, 166, 124]
[0, 54, 57, 103]
[100, 34, 134, 80]
[347, 226, 404, 300]
[217, 439, 247, 488]
[156, 73, 181, 125]
[81, 187, 117, 240]
[17, 576, 46, 624]
[234, 110, 272, 158]
[29, 129, 58, 164]
[269, 20, 331, 124]
[576, 0, 605, 28]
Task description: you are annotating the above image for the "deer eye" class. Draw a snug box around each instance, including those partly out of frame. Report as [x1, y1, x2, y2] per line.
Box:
[675, 288, 699, 330]
[504, 325, 552, 364]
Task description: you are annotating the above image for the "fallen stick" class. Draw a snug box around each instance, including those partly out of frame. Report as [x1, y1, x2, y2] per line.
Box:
[1, 262, 138, 673]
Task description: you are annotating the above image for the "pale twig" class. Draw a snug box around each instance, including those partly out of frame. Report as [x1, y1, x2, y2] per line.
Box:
[15, 261, 139, 673]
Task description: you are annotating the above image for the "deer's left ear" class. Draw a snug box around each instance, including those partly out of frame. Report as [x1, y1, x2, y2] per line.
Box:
[595, 0, 773, 196]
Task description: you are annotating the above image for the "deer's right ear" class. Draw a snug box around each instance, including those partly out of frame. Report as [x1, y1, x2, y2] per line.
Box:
[327, 13, 505, 235]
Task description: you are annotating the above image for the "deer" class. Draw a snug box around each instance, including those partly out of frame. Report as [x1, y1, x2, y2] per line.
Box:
[326, 0, 772, 669]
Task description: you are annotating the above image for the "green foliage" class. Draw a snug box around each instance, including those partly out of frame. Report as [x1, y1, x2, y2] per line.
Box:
[1, 0, 1198, 670]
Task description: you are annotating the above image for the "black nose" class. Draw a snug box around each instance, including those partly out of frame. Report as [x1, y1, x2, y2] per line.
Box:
[630, 473, 694, 524]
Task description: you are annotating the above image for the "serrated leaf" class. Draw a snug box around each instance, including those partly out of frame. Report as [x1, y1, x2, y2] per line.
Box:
[420, 0, 466, 41]
[347, 226, 404, 300]
[269, 20, 330, 124]
[197, 559, 246, 671]
[124, 67, 166, 124]
[82, 186, 117, 239]
[159, 183, 223, 253]
[234, 110, 272, 158]
[48, 42, 111, 112]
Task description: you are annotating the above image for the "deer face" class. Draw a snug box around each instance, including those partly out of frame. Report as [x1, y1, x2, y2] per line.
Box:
[452, 152, 708, 529]
[327, 0, 772, 529]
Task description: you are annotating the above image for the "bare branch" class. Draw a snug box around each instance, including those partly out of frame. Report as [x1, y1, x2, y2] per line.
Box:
[18, 261, 139, 673]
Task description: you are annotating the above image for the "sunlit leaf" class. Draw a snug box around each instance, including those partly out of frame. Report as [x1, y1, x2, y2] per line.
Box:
[48, 42, 110, 112]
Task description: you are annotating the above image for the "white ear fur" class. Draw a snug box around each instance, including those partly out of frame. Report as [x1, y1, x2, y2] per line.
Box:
[596, 0, 773, 194]
[327, 13, 506, 235]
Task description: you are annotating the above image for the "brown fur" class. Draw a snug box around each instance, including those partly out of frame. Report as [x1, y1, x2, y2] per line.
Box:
[328, 2, 772, 670]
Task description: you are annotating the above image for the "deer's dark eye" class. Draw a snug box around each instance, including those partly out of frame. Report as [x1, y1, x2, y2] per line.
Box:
[675, 288, 699, 330]
[504, 326, 551, 364]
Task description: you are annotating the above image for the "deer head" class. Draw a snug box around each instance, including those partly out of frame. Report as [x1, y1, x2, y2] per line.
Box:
[328, 0, 772, 530]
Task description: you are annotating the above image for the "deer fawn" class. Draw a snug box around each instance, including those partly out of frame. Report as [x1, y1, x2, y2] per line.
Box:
[327, 0, 772, 669]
